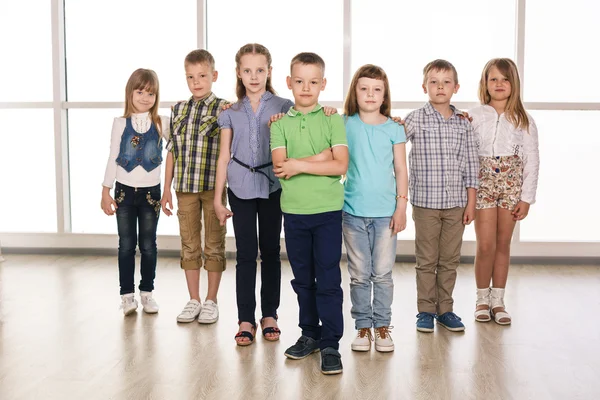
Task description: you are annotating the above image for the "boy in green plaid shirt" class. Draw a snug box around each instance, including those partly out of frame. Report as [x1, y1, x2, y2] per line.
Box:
[161, 49, 229, 324]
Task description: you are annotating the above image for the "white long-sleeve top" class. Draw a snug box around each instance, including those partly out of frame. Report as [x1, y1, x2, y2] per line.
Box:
[102, 112, 170, 189]
[468, 104, 540, 204]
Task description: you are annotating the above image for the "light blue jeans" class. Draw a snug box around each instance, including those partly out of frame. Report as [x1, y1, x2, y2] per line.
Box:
[342, 212, 397, 329]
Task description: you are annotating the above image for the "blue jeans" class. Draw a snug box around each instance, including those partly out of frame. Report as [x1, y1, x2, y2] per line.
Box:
[115, 182, 161, 295]
[342, 212, 397, 328]
[284, 211, 344, 350]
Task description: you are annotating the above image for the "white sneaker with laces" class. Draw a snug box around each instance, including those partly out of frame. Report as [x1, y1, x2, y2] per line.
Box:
[120, 293, 138, 316]
[140, 291, 159, 314]
[374, 326, 394, 352]
[351, 328, 373, 351]
[176, 299, 202, 323]
[198, 300, 219, 324]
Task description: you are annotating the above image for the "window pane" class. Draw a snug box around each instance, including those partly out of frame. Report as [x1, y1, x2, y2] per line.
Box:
[0, 1, 52, 101]
[64, 0, 196, 101]
[0, 110, 56, 232]
[520, 111, 600, 241]
[352, 0, 516, 102]
[207, 0, 343, 102]
[69, 109, 179, 235]
[525, 0, 600, 102]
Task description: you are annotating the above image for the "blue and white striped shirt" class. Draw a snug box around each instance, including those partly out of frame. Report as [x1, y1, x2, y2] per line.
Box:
[217, 92, 293, 199]
[404, 102, 479, 209]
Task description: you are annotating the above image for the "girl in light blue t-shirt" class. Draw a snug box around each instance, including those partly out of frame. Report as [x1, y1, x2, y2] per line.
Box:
[342, 64, 408, 353]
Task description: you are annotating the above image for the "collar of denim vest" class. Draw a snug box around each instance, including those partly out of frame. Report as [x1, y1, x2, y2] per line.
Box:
[286, 103, 322, 117]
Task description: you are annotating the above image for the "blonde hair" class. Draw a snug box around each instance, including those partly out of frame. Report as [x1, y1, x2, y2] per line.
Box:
[422, 59, 458, 85]
[123, 68, 162, 134]
[478, 58, 529, 131]
[185, 49, 215, 70]
[343, 64, 391, 117]
[235, 43, 276, 102]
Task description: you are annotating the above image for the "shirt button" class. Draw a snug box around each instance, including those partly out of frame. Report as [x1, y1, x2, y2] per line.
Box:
[495, 168, 500, 173]
[136, 158, 142, 162]
[302, 126, 305, 129]
[496, 156, 500, 159]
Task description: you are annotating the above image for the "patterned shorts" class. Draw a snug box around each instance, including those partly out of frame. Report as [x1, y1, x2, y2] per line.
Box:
[476, 155, 523, 211]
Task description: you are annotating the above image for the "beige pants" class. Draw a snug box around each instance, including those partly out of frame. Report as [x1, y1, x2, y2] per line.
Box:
[176, 190, 226, 271]
[413, 206, 465, 314]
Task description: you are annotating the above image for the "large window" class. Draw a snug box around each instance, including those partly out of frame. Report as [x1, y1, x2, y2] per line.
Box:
[0, 1, 597, 255]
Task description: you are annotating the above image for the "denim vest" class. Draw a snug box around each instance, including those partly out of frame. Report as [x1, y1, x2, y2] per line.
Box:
[115, 117, 163, 173]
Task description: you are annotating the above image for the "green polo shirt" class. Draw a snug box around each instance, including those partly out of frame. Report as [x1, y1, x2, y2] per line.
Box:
[270, 104, 347, 215]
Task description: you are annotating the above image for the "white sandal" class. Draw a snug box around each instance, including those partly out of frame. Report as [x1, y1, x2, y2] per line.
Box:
[474, 288, 491, 322]
[490, 287, 511, 325]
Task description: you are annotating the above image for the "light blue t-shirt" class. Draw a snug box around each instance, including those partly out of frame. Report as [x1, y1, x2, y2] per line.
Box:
[343, 114, 406, 217]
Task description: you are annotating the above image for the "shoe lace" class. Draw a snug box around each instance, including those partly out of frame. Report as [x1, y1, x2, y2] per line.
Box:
[375, 326, 393, 339]
[442, 312, 462, 321]
[120, 296, 135, 309]
[357, 328, 373, 341]
[416, 312, 435, 320]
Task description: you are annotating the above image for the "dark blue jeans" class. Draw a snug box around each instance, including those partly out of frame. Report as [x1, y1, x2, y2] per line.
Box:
[283, 210, 344, 350]
[115, 182, 161, 295]
[228, 188, 282, 325]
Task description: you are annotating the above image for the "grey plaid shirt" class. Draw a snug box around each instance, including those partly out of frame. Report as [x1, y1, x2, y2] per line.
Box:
[404, 102, 479, 209]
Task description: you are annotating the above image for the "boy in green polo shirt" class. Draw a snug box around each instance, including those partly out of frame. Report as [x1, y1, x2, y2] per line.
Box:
[270, 52, 348, 375]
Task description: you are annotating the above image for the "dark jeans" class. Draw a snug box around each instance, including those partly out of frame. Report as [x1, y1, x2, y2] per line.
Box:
[228, 188, 282, 325]
[115, 182, 160, 295]
[283, 210, 344, 350]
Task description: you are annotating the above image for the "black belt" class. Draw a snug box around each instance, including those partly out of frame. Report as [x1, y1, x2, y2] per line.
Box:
[231, 156, 274, 186]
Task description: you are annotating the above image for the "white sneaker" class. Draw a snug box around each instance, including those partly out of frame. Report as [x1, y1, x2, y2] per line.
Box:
[140, 291, 159, 314]
[198, 300, 219, 324]
[374, 326, 395, 352]
[351, 328, 373, 351]
[176, 299, 202, 323]
[120, 293, 138, 316]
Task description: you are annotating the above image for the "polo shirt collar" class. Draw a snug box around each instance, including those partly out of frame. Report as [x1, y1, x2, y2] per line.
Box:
[286, 103, 322, 117]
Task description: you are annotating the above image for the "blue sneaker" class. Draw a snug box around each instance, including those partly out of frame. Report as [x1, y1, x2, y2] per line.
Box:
[416, 312, 436, 332]
[436, 312, 465, 332]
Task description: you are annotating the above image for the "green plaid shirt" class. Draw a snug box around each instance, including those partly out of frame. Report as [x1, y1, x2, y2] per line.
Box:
[166, 93, 228, 193]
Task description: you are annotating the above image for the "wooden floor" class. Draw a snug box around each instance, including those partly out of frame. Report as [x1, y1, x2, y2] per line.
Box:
[0, 255, 599, 400]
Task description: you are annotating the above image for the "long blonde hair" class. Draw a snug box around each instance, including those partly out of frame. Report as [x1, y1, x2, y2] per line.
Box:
[123, 68, 162, 134]
[343, 64, 391, 117]
[478, 58, 529, 131]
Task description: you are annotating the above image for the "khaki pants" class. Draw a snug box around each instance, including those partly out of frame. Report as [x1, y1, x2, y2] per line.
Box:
[176, 190, 226, 271]
[413, 206, 465, 314]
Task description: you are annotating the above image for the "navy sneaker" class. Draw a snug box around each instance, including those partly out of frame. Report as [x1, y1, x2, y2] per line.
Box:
[320, 347, 343, 375]
[436, 312, 465, 332]
[284, 335, 320, 359]
[416, 312, 436, 332]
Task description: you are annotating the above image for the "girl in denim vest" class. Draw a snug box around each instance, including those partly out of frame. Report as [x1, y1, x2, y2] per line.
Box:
[101, 68, 170, 316]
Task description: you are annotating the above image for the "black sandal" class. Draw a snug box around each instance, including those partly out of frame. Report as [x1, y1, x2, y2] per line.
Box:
[235, 322, 256, 346]
[260, 316, 281, 342]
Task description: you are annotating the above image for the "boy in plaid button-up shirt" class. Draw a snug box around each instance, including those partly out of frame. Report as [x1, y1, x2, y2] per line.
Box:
[404, 59, 479, 333]
[161, 49, 229, 324]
